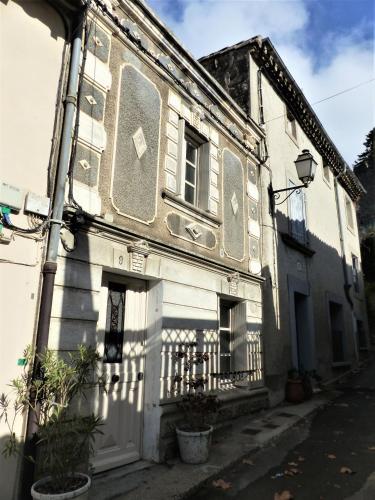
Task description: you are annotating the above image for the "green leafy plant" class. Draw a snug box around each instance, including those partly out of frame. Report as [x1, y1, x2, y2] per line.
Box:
[0, 345, 104, 494]
[171, 342, 220, 432]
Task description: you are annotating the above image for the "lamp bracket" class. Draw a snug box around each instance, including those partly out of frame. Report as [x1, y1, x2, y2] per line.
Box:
[268, 182, 307, 215]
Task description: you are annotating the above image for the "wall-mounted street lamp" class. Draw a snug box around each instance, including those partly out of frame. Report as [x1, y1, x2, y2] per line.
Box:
[268, 149, 317, 214]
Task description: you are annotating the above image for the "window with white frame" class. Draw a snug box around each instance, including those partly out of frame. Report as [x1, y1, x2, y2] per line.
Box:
[219, 299, 233, 379]
[323, 163, 331, 184]
[288, 180, 307, 244]
[345, 196, 354, 230]
[285, 108, 297, 142]
[179, 122, 210, 210]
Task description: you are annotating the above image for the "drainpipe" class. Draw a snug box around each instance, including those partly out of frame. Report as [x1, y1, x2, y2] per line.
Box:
[20, 16, 84, 499]
[333, 168, 353, 309]
[333, 170, 360, 363]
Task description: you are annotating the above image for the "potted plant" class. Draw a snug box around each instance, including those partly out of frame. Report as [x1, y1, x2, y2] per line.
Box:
[285, 368, 305, 403]
[285, 368, 321, 403]
[0, 345, 104, 499]
[171, 343, 220, 464]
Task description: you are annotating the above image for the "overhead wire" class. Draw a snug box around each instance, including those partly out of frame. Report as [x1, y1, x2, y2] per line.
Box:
[264, 77, 375, 125]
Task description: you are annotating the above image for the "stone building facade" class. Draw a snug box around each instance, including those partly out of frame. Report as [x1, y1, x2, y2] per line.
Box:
[0, 2, 268, 494]
[201, 36, 369, 404]
[0, 1, 369, 497]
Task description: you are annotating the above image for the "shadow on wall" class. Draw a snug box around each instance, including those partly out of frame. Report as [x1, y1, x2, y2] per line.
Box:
[5, 0, 66, 40]
[262, 206, 368, 400]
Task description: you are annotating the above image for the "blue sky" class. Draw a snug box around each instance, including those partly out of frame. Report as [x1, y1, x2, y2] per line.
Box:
[147, 0, 374, 166]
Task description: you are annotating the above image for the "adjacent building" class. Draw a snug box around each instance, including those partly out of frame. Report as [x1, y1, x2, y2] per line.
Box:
[201, 36, 369, 404]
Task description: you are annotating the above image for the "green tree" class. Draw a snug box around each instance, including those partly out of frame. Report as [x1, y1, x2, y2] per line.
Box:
[354, 127, 374, 172]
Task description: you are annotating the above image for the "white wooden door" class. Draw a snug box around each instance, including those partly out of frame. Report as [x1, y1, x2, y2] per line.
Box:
[93, 275, 146, 472]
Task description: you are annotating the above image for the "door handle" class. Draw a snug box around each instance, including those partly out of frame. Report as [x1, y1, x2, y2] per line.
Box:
[137, 372, 144, 381]
[111, 374, 120, 384]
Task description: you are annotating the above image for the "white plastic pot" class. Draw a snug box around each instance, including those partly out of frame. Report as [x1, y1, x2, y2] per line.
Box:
[176, 425, 213, 464]
[31, 473, 91, 500]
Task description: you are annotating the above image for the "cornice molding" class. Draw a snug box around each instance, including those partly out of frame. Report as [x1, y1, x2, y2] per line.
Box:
[248, 38, 363, 201]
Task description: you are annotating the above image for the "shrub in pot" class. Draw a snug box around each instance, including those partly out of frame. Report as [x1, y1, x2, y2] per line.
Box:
[285, 368, 305, 403]
[0, 345, 103, 499]
[285, 368, 320, 403]
[172, 343, 219, 464]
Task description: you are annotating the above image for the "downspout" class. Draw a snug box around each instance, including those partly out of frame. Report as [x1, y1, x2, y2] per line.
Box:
[333, 168, 353, 309]
[20, 14, 84, 499]
[333, 169, 360, 364]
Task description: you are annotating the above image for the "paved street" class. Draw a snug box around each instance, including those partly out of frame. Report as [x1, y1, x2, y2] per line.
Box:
[188, 359, 375, 500]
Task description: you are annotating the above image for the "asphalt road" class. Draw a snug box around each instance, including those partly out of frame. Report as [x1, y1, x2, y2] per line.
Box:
[188, 362, 375, 500]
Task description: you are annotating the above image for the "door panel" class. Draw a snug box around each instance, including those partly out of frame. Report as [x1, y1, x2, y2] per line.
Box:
[94, 276, 146, 472]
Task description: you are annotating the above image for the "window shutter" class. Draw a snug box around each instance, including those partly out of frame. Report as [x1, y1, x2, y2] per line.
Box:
[231, 302, 247, 372]
[197, 141, 211, 211]
[289, 180, 306, 243]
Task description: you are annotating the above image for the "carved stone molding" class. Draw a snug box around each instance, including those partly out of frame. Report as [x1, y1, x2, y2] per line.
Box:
[227, 271, 240, 295]
[127, 240, 149, 273]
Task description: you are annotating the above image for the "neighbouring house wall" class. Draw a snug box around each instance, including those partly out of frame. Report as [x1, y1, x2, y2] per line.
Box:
[0, 1, 66, 497]
[202, 46, 368, 405]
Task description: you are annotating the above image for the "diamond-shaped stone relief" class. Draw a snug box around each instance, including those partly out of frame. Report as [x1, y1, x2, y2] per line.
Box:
[93, 36, 103, 47]
[186, 223, 202, 241]
[231, 191, 239, 215]
[79, 159, 92, 171]
[132, 127, 147, 159]
[85, 95, 97, 106]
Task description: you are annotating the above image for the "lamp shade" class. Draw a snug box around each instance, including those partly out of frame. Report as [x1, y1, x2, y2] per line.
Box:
[294, 149, 317, 185]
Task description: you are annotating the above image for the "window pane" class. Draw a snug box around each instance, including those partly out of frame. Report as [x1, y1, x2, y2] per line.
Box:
[220, 355, 231, 375]
[186, 141, 197, 164]
[185, 163, 196, 185]
[185, 184, 195, 204]
[220, 330, 231, 353]
[104, 283, 126, 363]
[220, 303, 230, 328]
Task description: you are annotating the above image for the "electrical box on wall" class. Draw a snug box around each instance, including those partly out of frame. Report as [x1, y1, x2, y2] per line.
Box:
[0, 182, 24, 211]
[24, 192, 50, 217]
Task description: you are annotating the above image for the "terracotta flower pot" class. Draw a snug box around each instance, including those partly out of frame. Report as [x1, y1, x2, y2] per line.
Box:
[285, 378, 305, 403]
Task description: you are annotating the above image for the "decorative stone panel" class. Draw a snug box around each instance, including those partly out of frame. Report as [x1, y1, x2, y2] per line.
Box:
[111, 65, 161, 223]
[73, 143, 100, 188]
[227, 271, 240, 296]
[73, 19, 112, 215]
[87, 22, 111, 63]
[79, 79, 106, 122]
[247, 160, 261, 274]
[223, 149, 245, 261]
[127, 240, 149, 274]
[166, 213, 216, 249]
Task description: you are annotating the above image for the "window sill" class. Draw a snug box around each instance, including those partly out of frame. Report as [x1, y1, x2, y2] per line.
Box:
[162, 189, 222, 228]
[159, 386, 268, 412]
[280, 232, 315, 257]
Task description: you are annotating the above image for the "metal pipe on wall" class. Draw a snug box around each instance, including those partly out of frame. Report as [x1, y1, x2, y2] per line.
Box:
[20, 16, 84, 498]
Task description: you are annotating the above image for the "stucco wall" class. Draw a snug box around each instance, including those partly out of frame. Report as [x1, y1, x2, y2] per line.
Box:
[0, 1, 66, 497]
